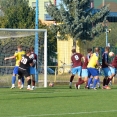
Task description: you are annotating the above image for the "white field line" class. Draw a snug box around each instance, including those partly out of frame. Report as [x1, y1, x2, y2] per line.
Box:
[11, 110, 117, 117]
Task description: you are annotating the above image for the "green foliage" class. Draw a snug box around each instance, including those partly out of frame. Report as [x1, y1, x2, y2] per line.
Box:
[39, 20, 57, 66]
[0, 0, 35, 28]
[0, 0, 57, 66]
[87, 22, 117, 47]
[46, 0, 110, 40]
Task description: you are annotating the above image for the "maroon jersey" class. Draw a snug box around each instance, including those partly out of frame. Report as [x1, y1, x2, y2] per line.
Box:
[29, 52, 37, 67]
[30, 52, 37, 60]
[111, 55, 117, 68]
[71, 53, 83, 68]
[82, 54, 90, 69]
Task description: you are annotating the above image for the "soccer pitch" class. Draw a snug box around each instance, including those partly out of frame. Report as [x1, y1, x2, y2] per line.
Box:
[0, 85, 117, 117]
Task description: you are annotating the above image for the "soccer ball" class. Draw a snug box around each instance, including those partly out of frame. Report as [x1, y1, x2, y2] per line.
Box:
[109, 52, 114, 57]
[49, 82, 54, 87]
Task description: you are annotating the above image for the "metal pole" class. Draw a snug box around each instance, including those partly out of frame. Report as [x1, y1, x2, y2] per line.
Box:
[44, 31, 47, 87]
[102, 0, 105, 6]
[35, 0, 39, 82]
[106, 28, 108, 46]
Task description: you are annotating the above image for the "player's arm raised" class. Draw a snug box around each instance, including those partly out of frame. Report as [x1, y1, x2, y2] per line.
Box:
[4, 55, 16, 60]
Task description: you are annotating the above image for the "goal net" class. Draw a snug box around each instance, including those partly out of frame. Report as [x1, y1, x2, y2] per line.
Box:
[0, 28, 48, 88]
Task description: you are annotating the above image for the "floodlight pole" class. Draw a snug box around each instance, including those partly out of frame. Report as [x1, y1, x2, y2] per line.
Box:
[35, 0, 39, 83]
[105, 27, 108, 46]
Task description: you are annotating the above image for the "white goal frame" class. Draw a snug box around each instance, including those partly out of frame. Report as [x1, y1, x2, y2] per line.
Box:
[0, 28, 48, 87]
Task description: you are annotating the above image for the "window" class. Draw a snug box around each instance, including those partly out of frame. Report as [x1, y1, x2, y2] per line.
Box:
[44, 2, 50, 8]
[32, 2, 36, 8]
[44, 14, 53, 21]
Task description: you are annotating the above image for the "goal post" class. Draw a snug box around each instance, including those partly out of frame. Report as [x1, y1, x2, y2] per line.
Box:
[0, 28, 47, 88]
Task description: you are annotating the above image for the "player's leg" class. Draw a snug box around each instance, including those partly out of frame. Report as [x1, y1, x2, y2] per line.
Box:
[29, 67, 36, 89]
[69, 67, 76, 88]
[18, 76, 25, 89]
[89, 68, 99, 90]
[11, 66, 18, 89]
[87, 68, 93, 89]
[75, 66, 83, 89]
[97, 78, 101, 88]
[69, 74, 75, 88]
[105, 67, 115, 89]
[21, 77, 25, 88]
[23, 69, 32, 90]
[18, 76, 25, 88]
[76, 69, 88, 89]
[27, 77, 31, 90]
[102, 68, 111, 89]
[18, 75, 24, 89]
[17, 68, 25, 89]
[31, 74, 35, 89]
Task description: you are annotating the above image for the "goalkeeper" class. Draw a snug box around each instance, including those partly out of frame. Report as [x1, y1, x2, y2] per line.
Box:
[4, 45, 25, 89]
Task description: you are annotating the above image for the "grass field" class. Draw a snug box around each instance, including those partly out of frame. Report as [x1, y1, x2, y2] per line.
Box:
[0, 84, 117, 117]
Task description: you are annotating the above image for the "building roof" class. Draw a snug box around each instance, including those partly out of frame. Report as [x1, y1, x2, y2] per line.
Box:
[91, 9, 117, 17]
[108, 12, 117, 17]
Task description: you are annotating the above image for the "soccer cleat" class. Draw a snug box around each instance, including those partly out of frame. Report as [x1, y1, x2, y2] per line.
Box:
[105, 86, 111, 90]
[102, 86, 106, 89]
[19, 86, 24, 89]
[27, 88, 33, 90]
[32, 87, 35, 90]
[93, 87, 97, 90]
[98, 86, 101, 89]
[102, 86, 111, 90]
[84, 86, 88, 89]
[10, 86, 15, 89]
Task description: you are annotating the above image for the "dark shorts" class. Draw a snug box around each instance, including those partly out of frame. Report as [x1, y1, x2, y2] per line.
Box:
[18, 68, 30, 78]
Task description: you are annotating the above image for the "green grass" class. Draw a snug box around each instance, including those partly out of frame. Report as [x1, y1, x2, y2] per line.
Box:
[0, 85, 117, 117]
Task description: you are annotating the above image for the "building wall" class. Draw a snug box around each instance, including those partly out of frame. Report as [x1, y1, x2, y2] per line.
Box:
[94, 0, 117, 12]
[29, 0, 55, 21]
[57, 36, 83, 70]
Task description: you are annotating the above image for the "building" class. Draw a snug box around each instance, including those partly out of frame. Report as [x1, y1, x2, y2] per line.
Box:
[29, 0, 56, 23]
[91, 0, 117, 22]
[94, 0, 117, 12]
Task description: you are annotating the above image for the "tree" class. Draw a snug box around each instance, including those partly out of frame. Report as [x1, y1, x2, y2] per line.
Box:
[39, 20, 57, 66]
[0, 0, 57, 66]
[46, 0, 110, 41]
[0, 0, 35, 28]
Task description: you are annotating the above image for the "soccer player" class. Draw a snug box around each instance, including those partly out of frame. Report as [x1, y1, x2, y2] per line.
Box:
[29, 47, 37, 90]
[102, 47, 111, 89]
[18, 49, 33, 90]
[105, 52, 117, 87]
[87, 47, 101, 90]
[4, 45, 25, 89]
[69, 48, 84, 89]
[76, 48, 92, 89]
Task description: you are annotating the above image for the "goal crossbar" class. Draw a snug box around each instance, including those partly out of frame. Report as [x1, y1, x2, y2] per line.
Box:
[0, 28, 48, 87]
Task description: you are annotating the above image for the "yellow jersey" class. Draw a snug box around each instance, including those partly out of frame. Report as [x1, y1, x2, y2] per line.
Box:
[14, 51, 25, 66]
[87, 53, 99, 68]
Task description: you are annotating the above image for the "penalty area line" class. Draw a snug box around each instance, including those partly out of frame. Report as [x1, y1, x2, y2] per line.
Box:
[12, 110, 117, 117]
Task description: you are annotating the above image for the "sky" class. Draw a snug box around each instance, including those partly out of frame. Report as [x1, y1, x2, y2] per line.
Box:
[56, 0, 61, 5]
